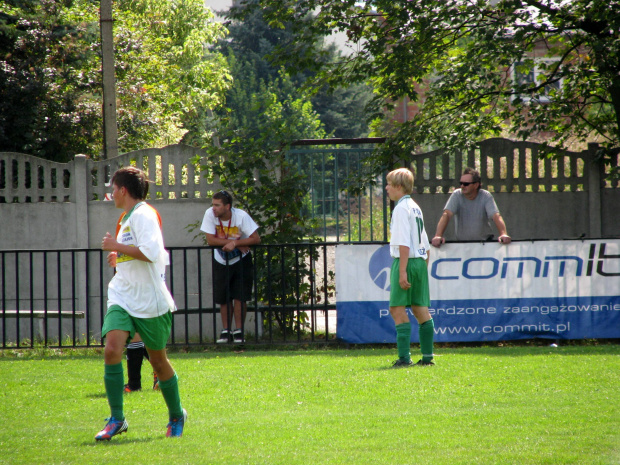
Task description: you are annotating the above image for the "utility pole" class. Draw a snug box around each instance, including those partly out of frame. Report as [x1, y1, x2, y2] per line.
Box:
[100, 0, 118, 159]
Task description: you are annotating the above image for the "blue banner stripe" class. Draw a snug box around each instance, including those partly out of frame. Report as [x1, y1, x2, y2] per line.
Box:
[336, 296, 620, 343]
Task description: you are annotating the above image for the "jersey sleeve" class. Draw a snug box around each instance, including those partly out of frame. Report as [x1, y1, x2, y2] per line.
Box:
[390, 207, 411, 248]
[200, 208, 216, 234]
[131, 209, 163, 263]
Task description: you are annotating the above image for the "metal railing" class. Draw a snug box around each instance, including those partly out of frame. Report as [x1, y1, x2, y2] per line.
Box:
[0, 243, 340, 349]
[287, 146, 389, 242]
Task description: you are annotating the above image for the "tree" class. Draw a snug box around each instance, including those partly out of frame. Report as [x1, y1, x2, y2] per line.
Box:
[202, 6, 386, 334]
[232, 0, 620, 178]
[197, 84, 328, 335]
[114, 0, 231, 149]
[0, 1, 102, 161]
[0, 0, 231, 161]
[220, 6, 374, 139]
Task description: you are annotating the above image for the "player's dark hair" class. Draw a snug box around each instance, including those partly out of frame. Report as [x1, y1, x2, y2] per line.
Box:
[111, 167, 149, 200]
[213, 190, 233, 206]
[463, 167, 482, 189]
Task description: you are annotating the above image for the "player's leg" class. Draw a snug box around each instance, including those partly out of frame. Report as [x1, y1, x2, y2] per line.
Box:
[103, 329, 130, 417]
[138, 312, 186, 437]
[147, 348, 186, 437]
[125, 333, 146, 392]
[96, 313, 132, 440]
[389, 305, 413, 366]
[408, 258, 434, 365]
[126, 332, 158, 390]
[411, 306, 435, 365]
[389, 258, 413, 367]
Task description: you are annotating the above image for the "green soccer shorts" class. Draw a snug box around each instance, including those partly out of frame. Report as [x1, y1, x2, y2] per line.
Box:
[102, 305, 172, 350]
[389, 257, 431, 307]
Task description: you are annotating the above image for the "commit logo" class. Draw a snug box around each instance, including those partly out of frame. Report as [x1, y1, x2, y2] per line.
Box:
[431, 243, 620, 280]
[368, 245, 392, 291]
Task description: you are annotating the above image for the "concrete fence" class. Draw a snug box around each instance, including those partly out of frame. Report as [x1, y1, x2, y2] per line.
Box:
[1, 139, 618, 252]
[0, 144, 218, 251]
[0, 138, 618, 346]
[408, 138, 619, 241]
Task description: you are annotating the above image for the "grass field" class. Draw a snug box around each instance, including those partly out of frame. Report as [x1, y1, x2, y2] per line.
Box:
[1, 344, 619, 465]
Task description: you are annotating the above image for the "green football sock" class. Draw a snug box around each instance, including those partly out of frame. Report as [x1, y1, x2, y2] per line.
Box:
[104, 362, 124, 420]
[395, 322, 412, 361]
[419, 319, 435, 362]
[159, 373, 183, 420]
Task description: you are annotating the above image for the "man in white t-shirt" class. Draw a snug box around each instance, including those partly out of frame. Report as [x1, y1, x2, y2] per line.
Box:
[431, 167, 511, 247]
[200, 190, 261, 343]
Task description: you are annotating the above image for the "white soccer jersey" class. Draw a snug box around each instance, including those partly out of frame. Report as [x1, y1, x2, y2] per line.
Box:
[107, 202, 175, 318]
[389, 195, 430, 259]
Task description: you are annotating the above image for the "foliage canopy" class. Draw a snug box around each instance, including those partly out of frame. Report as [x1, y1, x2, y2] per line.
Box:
[0, 0, 230, 161]
[216, 6, 375, 139]
[198, 85, 327, 334]
[232, 0, 620, 177]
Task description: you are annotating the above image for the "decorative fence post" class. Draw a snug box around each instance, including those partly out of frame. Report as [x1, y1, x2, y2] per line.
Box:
[73, 154, 90, 249]
[586, 143, 602, 238]
[73, 154, 89, 332]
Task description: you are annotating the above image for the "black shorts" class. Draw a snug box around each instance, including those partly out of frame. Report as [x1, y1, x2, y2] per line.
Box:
[213, 253, 254, 304]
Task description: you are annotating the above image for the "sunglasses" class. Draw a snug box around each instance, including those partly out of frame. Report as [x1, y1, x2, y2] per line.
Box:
[460, 181, 476, 186]
[217, 190, 232, 203]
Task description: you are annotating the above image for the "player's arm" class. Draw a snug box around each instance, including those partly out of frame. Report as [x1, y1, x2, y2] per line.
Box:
[398, 245, 411, 290]
[101, 232, 152, 262]
[492, 213, 511, 244]
[431, 209, 453, 247]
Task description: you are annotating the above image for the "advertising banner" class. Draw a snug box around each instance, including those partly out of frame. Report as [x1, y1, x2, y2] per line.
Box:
[335, 240, 620, 343]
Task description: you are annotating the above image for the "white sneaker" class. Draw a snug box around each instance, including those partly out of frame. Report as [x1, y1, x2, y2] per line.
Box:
[216, 330, 230, 343]
[232, 329, 244, 343]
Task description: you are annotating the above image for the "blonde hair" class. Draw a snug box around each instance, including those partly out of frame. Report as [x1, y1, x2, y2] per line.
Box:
[386, 168, 414, 194]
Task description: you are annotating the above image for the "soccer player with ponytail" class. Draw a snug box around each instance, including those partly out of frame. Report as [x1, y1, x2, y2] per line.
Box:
[97, 167, 186, 440]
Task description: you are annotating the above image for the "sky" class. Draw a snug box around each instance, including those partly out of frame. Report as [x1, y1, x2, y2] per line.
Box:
[203, 0, 352, 53]
[204, 0, 234, 18]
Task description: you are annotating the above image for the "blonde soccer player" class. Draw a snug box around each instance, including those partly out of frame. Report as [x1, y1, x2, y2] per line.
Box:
[385, 168, 435, 367]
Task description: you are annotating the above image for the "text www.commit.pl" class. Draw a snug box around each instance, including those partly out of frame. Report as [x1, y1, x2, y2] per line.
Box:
[434, 322, 571, 335]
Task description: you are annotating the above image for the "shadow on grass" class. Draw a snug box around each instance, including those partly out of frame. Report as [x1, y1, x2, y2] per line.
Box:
[375, 364, 436, 371]
[83, 436, 157, 446]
